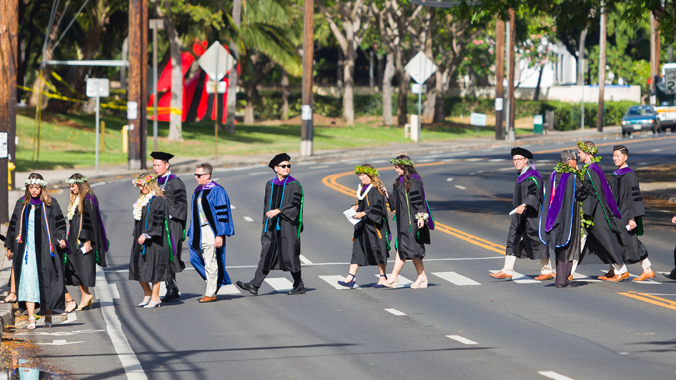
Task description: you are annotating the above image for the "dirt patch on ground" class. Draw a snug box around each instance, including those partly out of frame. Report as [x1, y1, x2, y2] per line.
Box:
[17, 108, 93, 131]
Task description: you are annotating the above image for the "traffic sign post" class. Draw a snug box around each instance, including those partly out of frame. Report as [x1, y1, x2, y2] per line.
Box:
[405, 52, 436, 143]
[86, 78, 110, 173]
[199, 41, 237, 158]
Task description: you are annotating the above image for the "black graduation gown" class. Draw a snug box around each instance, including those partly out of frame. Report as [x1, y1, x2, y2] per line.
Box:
[5, 198, 67, 311]
[65, 194, 108, 287]
[162, 176, 188, 274]
[259, 179, 304, 272]
[609, 170, 649, 264]
[351, 187, 390, 266]
[390, 177, 428, 260]
[580, 168, 624, 265]
[506, 173, 547, 259]
[539, 172, 587, 262]
[129, 196, 173, 282]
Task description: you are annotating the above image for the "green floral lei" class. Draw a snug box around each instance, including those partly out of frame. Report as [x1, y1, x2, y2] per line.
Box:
[577, 140, 598, 156]
[554, 161, 594, 233]
[390, 157, 415, 166]
[355, 165, 379, 177]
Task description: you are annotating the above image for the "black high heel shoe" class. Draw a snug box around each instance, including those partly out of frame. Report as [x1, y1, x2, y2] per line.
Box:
[337, 273, 357, 288]
[373, 274, 388, 288]
[61, 300, 78, 315]
[0, 291, 17, 304]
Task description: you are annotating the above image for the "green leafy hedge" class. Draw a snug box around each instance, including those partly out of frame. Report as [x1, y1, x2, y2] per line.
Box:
[243, 91, 638, 129]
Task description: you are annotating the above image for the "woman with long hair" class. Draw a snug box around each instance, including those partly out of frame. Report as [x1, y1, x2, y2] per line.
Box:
[338, 164, 391, 288]
[62, 173, 109, 313]
[129, 173, 173, 308]
[4, 173, 67, 329]
[383, 156, 434, 289]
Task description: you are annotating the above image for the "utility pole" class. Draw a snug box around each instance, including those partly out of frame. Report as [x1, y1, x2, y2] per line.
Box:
[225, 0, 241, 134]
[128, 0, 148, 170]
[579, 21, 589, 130]
[494, 17, 505, 140]
[650, 12, 660, 106]
[507, 9, 516, 141]
[597, 1, 606, 132]
[300, 0, 315, 157]
[0, 0, 18, 223]
[149, 19, 164, 152]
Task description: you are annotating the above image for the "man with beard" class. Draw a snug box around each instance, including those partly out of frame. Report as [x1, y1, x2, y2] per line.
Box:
[490, 147, 550, 281]
[539, 150, 588, 287]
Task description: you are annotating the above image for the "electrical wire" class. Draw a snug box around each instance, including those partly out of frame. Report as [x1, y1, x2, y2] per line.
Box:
[49, 0, 91, 57]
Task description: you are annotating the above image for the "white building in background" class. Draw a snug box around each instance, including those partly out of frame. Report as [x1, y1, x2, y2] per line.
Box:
[518, 42, 577, 87]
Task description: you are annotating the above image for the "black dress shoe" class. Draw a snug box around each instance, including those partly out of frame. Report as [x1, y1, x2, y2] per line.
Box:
[236, 281, 258, 295]
[662, 270, 676, 280]
[287, 286, 305, 295]
[161, 290, 181, 302]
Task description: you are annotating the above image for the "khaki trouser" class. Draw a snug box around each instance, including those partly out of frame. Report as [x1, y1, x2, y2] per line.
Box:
[201, 226, 219, 297]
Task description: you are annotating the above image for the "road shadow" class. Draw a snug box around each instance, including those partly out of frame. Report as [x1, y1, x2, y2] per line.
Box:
[428, 199, 512, 216]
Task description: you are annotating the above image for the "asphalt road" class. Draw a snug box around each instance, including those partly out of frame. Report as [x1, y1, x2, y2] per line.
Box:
[17, 132, 676, 380]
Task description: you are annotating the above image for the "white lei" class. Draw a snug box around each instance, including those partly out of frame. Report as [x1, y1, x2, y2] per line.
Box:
[133, 192, 155, 221]
[67, 195, 80, 220]
[357, 184, 373, 200]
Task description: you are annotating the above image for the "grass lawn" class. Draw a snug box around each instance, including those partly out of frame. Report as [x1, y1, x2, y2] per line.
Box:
[15, 108, 532, 172]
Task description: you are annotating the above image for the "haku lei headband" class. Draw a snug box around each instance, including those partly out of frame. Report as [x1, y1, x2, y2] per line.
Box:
[577, 141, 598, 156]
[132, 174, 157, 187]
[390, 157, 415, 166]
[66, 176, 88, 185]
[355, 165, 379, 177]
[23, 178, 48, 189]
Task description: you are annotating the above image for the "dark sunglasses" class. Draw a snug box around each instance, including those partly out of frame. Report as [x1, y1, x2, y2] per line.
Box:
[194, 173, 209, 177]
[277, 164, 291, 169]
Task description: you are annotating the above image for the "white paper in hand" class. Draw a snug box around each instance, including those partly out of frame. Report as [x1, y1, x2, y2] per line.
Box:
[626, 225, 632, 231]
[509, 207, 518, 216]
[343, 208, 361, 225]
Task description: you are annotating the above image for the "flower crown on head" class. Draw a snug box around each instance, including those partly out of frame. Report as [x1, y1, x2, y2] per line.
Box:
[390, 157, 415, 167]
[24, 178, 48, 189]
[355, 165, 379, 178]
[66, 176, 87, 185]
[132, 174, 157, 187]
[577, 141, 598, 156]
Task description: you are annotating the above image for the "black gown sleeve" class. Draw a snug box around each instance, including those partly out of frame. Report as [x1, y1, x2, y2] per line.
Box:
[5, 200, 24, 251]
[143, 197, 166, 237]
[165, 178, 188, 221]
[279, 182, 302, 224]
[408, 178, 426, 215]
[364, 190, 385, 224]
[51, 199, 67, 242]
[523, 177, 542, 210]
[77, 199, 97, 242]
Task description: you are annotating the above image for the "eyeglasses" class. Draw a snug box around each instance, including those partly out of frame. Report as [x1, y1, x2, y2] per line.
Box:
[194, 173, 209, 177]
[277, 165, 291, 169]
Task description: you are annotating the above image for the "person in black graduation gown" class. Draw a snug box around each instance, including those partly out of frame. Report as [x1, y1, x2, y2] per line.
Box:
[382, 155, 433, 289]
[490, 148, 550, 281]
[539, 150, 588, 288]
[129, 174, 173, 308]
[151, 151, 188, 301]
[237, 153, 306, 295]
[5, 173, 67, 329]
[610, 145, 654, 281]
[63, 173, 109, 313]
[337, 164, 391, 288]
[665, 215, 676, 280]
[576, 141, 629, 281]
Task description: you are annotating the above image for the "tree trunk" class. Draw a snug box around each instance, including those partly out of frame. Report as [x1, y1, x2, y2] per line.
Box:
[396, 74, 409, 127]
[337, 48, 344, 88]
[578, 28, 587, 85]
[434, 69, 449, 122]
[243, 80, 258, 124]
[381, 51, 395, 126]
[376, 53, 384, 91]
[120, 36, 129, 90]
[225, 0, 241, 134]
[29, 10, 62, 108]
[165, 15, 183, 141]
[421, 74, 436, 124]
[281, 68, 289, 120]
[342, 47, 356, 125]
[533, 64, 544, 101]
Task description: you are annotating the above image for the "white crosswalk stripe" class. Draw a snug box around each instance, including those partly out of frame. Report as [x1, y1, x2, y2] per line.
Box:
[433, 271, 481, 286]
[264, 278, 294, 293]
[446, 335, 478, 345]
[371, 274, 413, 288]
[571, 273, 602, 282]
[319, 275, 361, 289]
[489, 270, 541, 284]
[218, 285, 242, 295]
[384, 308, 406, 316]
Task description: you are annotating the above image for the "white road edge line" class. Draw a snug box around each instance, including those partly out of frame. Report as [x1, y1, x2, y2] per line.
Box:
[243, 216, 254, 222]
[95, 265, 147, 380]
[299, 254, 313, 265]
[446, 335, 478, 345]
[538, 371, 575, 380]
[455, 185, 466, 190]
[384, 308, 406, 316]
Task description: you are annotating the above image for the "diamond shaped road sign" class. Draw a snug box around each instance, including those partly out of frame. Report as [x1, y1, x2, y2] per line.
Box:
[198, 41, 237, 81]
[405, 51, 436, 84]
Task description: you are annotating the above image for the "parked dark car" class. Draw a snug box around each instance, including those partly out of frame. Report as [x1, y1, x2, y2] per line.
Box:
[621, 105, 660, 137]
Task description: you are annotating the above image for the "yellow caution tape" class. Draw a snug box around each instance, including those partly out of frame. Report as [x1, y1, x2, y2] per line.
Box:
[50, 71, 78, 94]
